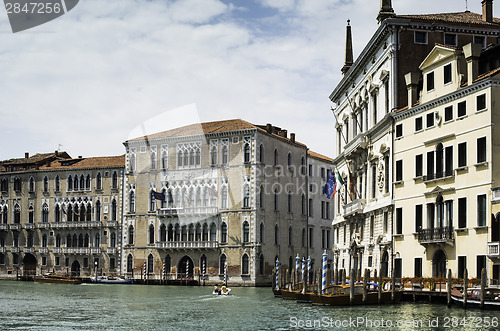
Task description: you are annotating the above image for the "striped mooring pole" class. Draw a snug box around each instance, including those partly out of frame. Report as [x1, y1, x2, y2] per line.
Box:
[224, 261, 228, 287]
[275, 257, 279, 290]
[301, 257, 306, 293]
[322, 250, 328, 294]
[307, 256, 311, 287]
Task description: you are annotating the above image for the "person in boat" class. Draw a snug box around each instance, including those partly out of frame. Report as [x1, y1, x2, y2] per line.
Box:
[213, 285, 221, 295]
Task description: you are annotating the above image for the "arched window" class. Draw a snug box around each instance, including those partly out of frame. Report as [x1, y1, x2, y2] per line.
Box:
[195, 224, 201, 241]
[160, 224, 167, 242]
[128, 225, 134, 245]
[55, 234, 61, 247]
[80, 175, 85, 191]
[74, 176, 79, 191]
[42, 203, 49, 223]
[221, 144, 228, 165]
[129, 191, 135, 213]
[149, 224, 155, 244]
[244, 143, 251, 163]
[42, 234, 48, 247]
[149, 191, 156, 212]
[111, 199, 117, 221]
[68, 175, 73, 191]
[161, 189, 168, 209]
[195, 147, 201, 166]
[242, 254, 249, 275]
[26, 231, 33, 247]
[86, 175, 91, 190]
[219, 254, 227, 275]
[150, 149, 157, 170]
[436, 194, 444, 228]
[274, 224, 279, 244]
[28, 205, 34, 223]
[96, 172, 102, 190]
[287, 153, 292, 168]
[43, 176, 49, 192]
[148, 254, 154, 273]
[210, 223, 217, 242]
[130, 151, 136, 172]
[161, 151, 168, 170]
[202, 223, 208, 241]
[287, 192, 292, 213]
[110, 232, 116, 247]
[210, 144, 218, 166]
[67, 204, 73, 222]
[66, 234, 72, 247]
[0, 178, 8, 193]
[243, 221, 250, 243]
[274, 187, 279, 211]
[259, 144, 264, 163]
[14, 204, 20, 224]
[259, 222, 264, 243]
[84, 234, 89, 247]
[29, 177, 35, 192]
[95, 233, 100, 247]
[54, 205, 61, 223]
[87, 203, 92, 222]
[188, 224, 194, 241]
[221, 186, 228, 209]
[243, 184, 250, 208]
[127, 254, 133, 273]
[168, 224, 174, 242]
[274, 149, 279, 166]
[221, 222, 227, 244]
[2, 206, 8, 224]
[78, 234, 84, 247]
[177, 150, 183, 167]
[95, 200, 101, 222]
[112, 171, 118, 189]
[259, 185, 264, 208]
[436, 143, 444, 179]
[174, 224, 180, 241]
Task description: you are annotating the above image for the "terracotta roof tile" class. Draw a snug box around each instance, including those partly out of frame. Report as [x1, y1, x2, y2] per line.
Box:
[308, 150, 333, 163]
[40, 155, 125, 170]
[396, 11, 500, 26]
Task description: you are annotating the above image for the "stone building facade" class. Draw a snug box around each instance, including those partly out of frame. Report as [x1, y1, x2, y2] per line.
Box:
[0, 152, 125, 279]
[122, 119, 333, 285]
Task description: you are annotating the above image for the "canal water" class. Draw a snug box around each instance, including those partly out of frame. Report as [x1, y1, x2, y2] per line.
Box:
[1, 281, 500, 330]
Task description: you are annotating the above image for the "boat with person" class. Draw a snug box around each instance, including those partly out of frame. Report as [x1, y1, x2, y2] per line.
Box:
[34, 273, 82, 285]
[213, 285, 232, 295]
[90, 275, 133, 284]
[451, 287, 500, 309]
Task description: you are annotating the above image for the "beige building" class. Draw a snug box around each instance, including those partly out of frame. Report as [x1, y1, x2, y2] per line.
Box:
[122, 119, 333, 285]
[393, 41, 500, 281]
[330, 0, 500, 279]
[0, 152, 125, 279]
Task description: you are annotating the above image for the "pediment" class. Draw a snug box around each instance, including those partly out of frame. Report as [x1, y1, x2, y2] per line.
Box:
[419, 45, 459, 71]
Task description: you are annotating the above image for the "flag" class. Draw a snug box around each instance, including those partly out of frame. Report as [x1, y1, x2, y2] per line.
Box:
[153, 190, 166, 201]
[322, 170, 337, 199]
[337, 170, 345, 186]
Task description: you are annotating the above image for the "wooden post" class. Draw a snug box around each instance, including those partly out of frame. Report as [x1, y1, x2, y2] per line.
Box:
[447, 269, 452, 308]
[326, 265, 331, 288]
[378, 268, 383, 304]
[286, 268, 290, 288]
[362, 269, 368, 304]
[342, 269, 346, 285]
[463, 269, 468, 309]
[391, 267, 396, 303]
[350, 268, 355, 305]
[334, 269, 338, 285]
[480, 268, 487, 310]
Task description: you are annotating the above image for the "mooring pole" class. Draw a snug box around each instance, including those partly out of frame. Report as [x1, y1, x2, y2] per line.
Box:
[447, 269, 452, 308]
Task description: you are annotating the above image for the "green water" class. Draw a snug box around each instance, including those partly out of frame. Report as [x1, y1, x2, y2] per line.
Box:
[1, 281, 500, 330]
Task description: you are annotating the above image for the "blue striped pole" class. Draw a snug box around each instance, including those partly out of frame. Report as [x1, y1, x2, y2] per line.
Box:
[275, 257, 279, 290]
[224, 261, 228, 287]
[295, 254, 300, 283]
[307, 256, 311, 288]
[322, 250, 327, 294]
[301, 258, 305, 293]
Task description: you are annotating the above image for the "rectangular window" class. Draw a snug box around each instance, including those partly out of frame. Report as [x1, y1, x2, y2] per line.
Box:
[458, 101, 466, 117]
[83, 258, 89, 268]
[444, 106, 453, 122]
[55, 256, 60, 266]
[370, 215, 374, 239]
[477, 137, 487, 163]
[477, 94, 486, 111]
[427, 72, 435, 91]
[458, 197, 467, 228]
[395, 124, 403, 138]
[42, 256, 47, 266]
[427, 151, 435, 179]
[308, 164, 313, 176]
[396, 207, 402, 234]
[458, 256, 467, 279]
[321, 201, 325, 219]
[326, 202, 330, 219]
[320, 167, 325, 180]
[309, 228, 313, 248]
[394, 258, 402, 278]
[415, 117, 423, 132]
[395, 160, 403, 182]
[458, 142, 467, 167]
[477, 194, 487, 227]
[415, 154, 423, 177]
[308, 199, 313, 217]
[414, 31, 427, 44]
[474, 35, 486, 48]
[444, 33, 457, 46]
[477, 255, 486, 278]
[414, 257, 422, 277]
[445, 146, 453, 176]
[426, 112, 434, 128]
[415, 204, 423, 232]
[444, 64, 452, 84]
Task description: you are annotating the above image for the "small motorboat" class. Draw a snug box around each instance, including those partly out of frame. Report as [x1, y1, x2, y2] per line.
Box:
[213, 285, 231, 295]
[451, 287, 500, 309]
[34, 273, 82, 285]
[90, 275, 133, 284]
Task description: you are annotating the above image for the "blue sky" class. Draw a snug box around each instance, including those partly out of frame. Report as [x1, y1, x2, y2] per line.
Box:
[0, 0, 498, 160]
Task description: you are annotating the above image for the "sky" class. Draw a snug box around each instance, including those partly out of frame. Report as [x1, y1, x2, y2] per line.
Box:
[1, 0, 498, 161]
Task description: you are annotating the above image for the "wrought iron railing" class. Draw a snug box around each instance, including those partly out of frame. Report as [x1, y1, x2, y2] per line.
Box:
[418, 226, 454, 243]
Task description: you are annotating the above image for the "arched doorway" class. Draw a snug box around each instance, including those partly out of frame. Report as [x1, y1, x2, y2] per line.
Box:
[432, 249, 446, 278]
[71, 260, 81, 277]
[381, 251, 389, 278]
[22, 253, 37, 278]
[178, 255, 194, 279]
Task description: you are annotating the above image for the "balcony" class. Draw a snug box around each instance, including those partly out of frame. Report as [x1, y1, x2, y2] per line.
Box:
[418, 226, 454, 244]
[423, 170, 454, 183]
[488, 242, 500, 257]
[0, 224, 7, 230]
[0, 247, 5, 253]
[52, 247, 62, 254]
[90, 248, 101, 254]
[106, 247, 117, 255]
[157, 207, 218, 217]
[156, 241, 219, 250]
[106, 221, 118, 227]
[344, 134, 367, 158]
[24, 223, 35, 230]
[62, 247, 89, 254]
[38, 247, 48, 254]
[343, 199, 365, 218]
[53, 221, 102, 229]
[10, 247, 19, 253]
[23, 247, 34, 254]
[9, 224, 21, 230]
[38, 223, 50, 229]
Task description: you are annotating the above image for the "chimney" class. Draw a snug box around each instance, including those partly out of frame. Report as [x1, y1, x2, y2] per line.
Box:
[290, 133, 295, 142]
[482, 0, 493, 23]
[266, 123, 273, 134]
[463, 43, 482, 84]
[78, 156, 83, 159]
[279, 130, 288, 138]
[377, 0, 395, 24]
[55, 150, 58, 156]
[341, 20, 353, 75]
[405, 72, 420, 108]
[25, 152, 29, 159]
